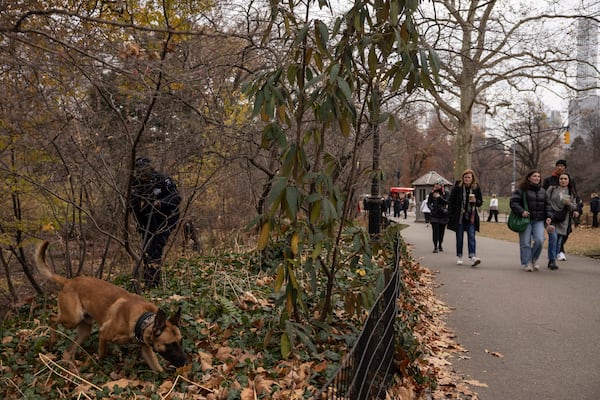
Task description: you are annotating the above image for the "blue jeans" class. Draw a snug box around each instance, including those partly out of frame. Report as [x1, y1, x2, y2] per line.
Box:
[519, 220, 545, 265]
[547, 230, 564, 262]
[456, 222, 476, 258]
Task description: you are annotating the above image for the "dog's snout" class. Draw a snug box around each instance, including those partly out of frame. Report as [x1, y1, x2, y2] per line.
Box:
[160, 342, 189, 367]
[173, 354, 189, 367]
[164, 352, 188, 367]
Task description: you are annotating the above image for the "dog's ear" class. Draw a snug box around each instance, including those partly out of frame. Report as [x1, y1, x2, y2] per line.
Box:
[169, 307, 182, 327]
[153, 309, 167, 336]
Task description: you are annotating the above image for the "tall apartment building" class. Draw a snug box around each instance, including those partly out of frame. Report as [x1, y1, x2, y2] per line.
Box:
[568, 15, 600, 141]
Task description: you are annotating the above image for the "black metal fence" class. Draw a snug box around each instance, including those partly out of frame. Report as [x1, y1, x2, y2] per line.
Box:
[317, 232, 402, 399]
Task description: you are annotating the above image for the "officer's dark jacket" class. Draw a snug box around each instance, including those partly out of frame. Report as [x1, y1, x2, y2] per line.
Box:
[131, 171, 181, 233]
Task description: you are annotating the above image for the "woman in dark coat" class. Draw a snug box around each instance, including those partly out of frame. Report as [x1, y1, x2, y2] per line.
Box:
[509, 169, 552, 272]
[427, 181, 450, 253]
[448, 169, 483, 266]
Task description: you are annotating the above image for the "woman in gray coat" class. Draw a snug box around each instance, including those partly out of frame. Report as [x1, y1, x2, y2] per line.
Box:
[546, 173, 579, 270]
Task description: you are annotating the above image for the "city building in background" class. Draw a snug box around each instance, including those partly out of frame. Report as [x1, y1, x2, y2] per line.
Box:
[568, 15, 600, 142]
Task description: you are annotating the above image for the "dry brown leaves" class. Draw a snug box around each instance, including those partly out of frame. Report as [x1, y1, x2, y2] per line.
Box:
[387, 258, 482, 399]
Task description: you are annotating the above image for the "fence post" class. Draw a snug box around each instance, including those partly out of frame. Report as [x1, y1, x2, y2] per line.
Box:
[318, 230, 403, 399]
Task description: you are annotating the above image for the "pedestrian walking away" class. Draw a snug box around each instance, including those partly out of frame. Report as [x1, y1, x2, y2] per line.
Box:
[447, 169, 483, 266]
[487, 194, 499, 222]
[427, 180, 450, 253]
[130, 157, 181, 288]
[510, 169, 551, 272]
[546, 173, 579, 270]
[420, 197, 431, 226]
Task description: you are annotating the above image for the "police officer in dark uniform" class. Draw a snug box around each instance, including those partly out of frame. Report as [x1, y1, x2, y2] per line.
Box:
[131, 157, 181, 288]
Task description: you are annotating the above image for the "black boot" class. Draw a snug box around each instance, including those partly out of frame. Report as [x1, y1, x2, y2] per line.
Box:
[433, 246, 438, 253]
[438, 244, 443, 252]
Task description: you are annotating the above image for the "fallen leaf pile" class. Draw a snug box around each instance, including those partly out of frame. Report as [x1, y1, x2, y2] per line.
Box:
[386, 254, 484, 399]
[1, 239, 487, 399]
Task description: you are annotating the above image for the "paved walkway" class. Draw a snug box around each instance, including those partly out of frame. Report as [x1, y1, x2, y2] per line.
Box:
[390, 215, 600, 400]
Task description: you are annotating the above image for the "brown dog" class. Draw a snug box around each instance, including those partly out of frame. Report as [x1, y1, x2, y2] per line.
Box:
[35, 241, 189, 372]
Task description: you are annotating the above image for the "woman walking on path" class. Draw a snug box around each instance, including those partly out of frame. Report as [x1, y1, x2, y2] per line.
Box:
[427, 181, 450, 253]
[546, 173, 579, 270]
[448, 169, 483, 266]
[509, 169, 552, 272]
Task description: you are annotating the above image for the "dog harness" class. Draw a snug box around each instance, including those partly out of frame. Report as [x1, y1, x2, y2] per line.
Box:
[134, 312, 155, 343]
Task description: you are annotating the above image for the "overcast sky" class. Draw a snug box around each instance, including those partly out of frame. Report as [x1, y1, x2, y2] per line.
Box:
[309, 0, 596, 132]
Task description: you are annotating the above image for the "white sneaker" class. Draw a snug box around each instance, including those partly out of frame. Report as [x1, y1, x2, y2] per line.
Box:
[471, 257, 481, 267]
[533, 263, 540, 271]
[456, 258, 464, 265]
[557, 252, 567, 261]
[524, 264, 533, 272]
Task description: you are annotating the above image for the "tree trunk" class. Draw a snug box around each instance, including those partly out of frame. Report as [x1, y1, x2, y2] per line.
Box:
[454, 112, 473, 179]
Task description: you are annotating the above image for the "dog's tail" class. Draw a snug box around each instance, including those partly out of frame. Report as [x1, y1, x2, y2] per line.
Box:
[35, 241, 68, 286]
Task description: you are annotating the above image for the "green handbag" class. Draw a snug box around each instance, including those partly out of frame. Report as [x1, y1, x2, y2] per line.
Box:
[508, 192, 530, 233]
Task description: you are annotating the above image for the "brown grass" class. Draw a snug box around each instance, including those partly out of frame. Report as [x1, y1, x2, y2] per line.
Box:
[478, 221, 600, 258]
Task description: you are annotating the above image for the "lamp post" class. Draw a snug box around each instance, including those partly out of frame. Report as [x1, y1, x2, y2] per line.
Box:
[512, 142, 516, 193]
[365, 87, 383, 236]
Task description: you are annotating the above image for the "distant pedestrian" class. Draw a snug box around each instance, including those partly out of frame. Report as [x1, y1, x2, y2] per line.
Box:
[402, 195, 409, 219]
[546, 173, 579, 270]
[393, 196, 401, 218]
[385, 195, 392, 216]
[509, 169, 551, 272]
[420, 198, 431, 226]
[130, 157, 181, 288]
[591, 193, 600, 228]
[487, 194, 499, 222]
[448, 169, 483, 266]
[427, 181, 450, 253]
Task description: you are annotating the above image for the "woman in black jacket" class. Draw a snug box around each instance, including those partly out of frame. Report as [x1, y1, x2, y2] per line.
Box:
[448, 169, 483, 266]
[427, 181, 450, 253]
[509, 169, 552, 272]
